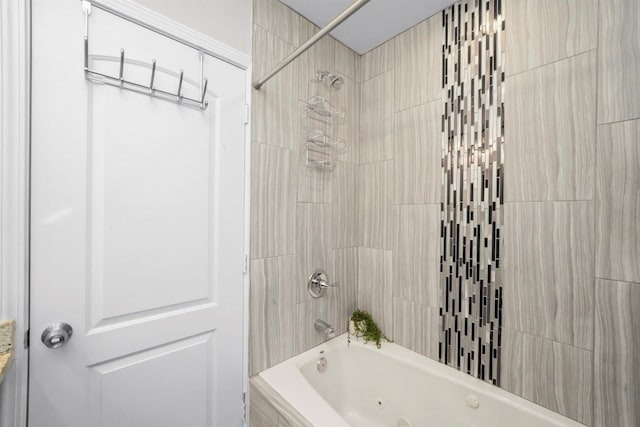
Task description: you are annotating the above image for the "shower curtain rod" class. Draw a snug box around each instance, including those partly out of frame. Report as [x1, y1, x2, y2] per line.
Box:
[253, 0, 370, 90]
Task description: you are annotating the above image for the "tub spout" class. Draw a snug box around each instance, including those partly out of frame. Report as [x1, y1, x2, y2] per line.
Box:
[314, 319, 335, 338]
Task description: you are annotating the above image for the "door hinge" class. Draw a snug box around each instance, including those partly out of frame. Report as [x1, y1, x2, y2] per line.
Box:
[244, 104, 250, 125]
[24, 328, 30, 349]
[242, 392, 247, 424]
[243, 254, 248, 275]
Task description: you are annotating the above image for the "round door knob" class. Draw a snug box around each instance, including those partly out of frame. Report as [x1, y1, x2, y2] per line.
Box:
[41, 322, 73, 349]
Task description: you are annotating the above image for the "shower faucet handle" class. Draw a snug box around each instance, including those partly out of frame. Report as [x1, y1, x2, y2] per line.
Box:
[308, 269, 339, 298]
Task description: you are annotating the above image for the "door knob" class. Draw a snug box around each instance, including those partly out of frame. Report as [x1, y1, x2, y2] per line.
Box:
[41, 322, 73, 349]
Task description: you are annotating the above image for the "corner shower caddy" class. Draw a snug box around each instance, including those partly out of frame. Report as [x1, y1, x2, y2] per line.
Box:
[302, 71, 347, 171]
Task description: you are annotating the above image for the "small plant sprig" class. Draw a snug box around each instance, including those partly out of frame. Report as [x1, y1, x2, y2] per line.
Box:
[348, 309, 390, 349]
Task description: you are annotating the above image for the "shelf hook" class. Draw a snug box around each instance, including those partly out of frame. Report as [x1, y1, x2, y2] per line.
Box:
[118, 49, 125, 82]
[149, 59, 156, 91]
[177, 69, 184, 101]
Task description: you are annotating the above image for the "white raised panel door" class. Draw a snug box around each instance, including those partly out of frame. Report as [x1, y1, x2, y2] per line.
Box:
[29, 2, 247, 426]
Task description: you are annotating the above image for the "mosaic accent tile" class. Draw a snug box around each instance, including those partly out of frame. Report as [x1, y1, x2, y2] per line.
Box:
[439, 0, 505, 385]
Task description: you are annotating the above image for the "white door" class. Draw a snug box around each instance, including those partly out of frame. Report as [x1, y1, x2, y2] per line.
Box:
[29, 2, 247, 426]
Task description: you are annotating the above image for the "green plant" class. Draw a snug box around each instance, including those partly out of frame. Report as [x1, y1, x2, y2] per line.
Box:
[348, 309, 390, 349]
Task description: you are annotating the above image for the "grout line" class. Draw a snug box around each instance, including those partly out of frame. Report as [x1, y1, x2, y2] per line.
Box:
[505, 48, 598, 79]
[503, 327, 594, 353]
[503, 199, 595, 204]
[596, 116, 640, 127]
[595, 277, 640, 286]
[592, 0, 601, 421]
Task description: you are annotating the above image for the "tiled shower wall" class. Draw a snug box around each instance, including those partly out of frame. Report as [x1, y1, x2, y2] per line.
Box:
[251, 0, 640, 426]
[357, 0, 639, 426]
[249, 0, 360, 376]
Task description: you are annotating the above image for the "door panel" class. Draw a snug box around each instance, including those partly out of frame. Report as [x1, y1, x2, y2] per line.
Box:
[29, 2, 247, 426]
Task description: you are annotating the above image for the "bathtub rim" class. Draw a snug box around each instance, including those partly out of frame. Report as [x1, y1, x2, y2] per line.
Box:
[258, 333, 586, 427]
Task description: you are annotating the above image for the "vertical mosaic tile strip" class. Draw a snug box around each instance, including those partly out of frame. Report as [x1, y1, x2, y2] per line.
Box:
[439, 0, 504, 385]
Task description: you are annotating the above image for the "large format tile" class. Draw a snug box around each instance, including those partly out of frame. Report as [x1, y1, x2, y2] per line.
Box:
[357, 39, 394, 82]
[335, 41, 356, 80]
[334, 75, 360, 164]
[357, 248, 393, 338]
[597, 0, 640, 124]
[252, 25, 300, 150]
[248, 377, 280, 427]
[392, 298, 439, 360]
[249, 256, 298, 375]
[505, 51, 596, 202]
[504, 202, 594, 349]
[596, 120, 640, 283]
[358, 161, 394, 250]
[392, 205, 440, 307]
[250, 377, 313, 427]
[332, 162, 357, 249]
[394, 15, 442, 111]
[253, 0, 300, 46]
[360, 71, 394, 164]
[296, 297, 331, 353]
[250, 143, 297, 259]
[331, 248, 358, 333]
[501, 329, 593, 425]
[297, 17, 335, 102]
[296, 203, 332, 303]
[394, 100, 441, 204]
[594, 279, 640, 427]
[506, 0, 597, 76]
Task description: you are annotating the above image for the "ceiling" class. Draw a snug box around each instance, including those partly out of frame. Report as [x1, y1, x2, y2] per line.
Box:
[278, 0, 454, 55]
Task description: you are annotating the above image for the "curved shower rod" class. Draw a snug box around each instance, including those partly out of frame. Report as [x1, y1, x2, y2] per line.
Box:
[253, 0, 370, 90]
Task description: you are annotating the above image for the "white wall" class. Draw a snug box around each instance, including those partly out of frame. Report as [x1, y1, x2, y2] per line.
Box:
[133, 0, 252, 54]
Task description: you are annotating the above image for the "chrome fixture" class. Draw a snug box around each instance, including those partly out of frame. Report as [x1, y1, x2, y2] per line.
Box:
[314, 319, 335, 338]
[317, 71, 344, 91]
[253, 0, 370, 89]
[317, 357, 328, 372]
[82, 1, 209, 110]
[308, 269, 339, 298]
[41, 322, 73, 349]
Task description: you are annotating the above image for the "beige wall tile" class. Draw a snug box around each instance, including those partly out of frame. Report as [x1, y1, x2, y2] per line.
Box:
[394, 15, 442, 111]
[297, 18, 335, 102]
[596, 120, 640, 283]
[394, 100, 441, 204]
[333, 162, 358, 249]
[296, 297, 330, 353]
[357, 248, 393, 338]
[393, 205, 440, 308]
[392, 298, 439, 360]
[358, 161, 394, 250]
[505, 51, 596, 201]
[252, 26, 300, 150]
[250, 143, 297, 259]
[331, 248, 358, 333]
[360, 71, 394, 164]
[357, 39, 394, 82]
[597, 0, 640, 124]
[335, 40, 356, 80]
[253, 0, 300, 46]
[249, 256, 298, 375]
[506, 0, 597, 75]
[504, 202, 594, 349]
[334, 76, 361, 164]
[501, 329, 593, 425]
[248, 379, 280, 427]
[296, 203, 333, 303]
[594, 279, 640, 427]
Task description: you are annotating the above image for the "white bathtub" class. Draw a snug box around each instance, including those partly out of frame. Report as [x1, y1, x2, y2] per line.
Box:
[259, 333, 585, 427]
